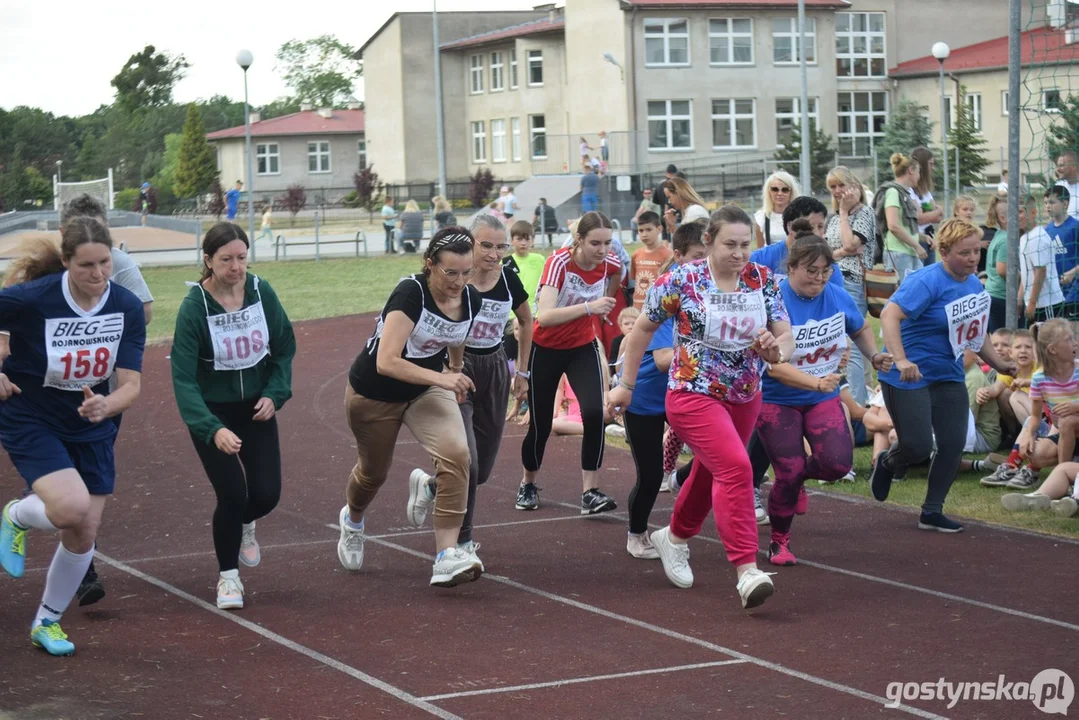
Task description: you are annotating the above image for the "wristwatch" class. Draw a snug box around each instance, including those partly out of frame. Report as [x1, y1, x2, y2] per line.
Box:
[516, 370, 531, 379]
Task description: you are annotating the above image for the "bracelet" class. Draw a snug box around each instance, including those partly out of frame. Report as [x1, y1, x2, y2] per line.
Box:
[585, 303, 592, 316]
[816, 379, 822, 392]
[516, 370, 531, 379]
[619, 378, 636, 391]
[448, 364, 464, 373]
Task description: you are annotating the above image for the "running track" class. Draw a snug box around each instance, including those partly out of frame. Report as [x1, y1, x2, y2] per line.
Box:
[0, 314, 1074, 720]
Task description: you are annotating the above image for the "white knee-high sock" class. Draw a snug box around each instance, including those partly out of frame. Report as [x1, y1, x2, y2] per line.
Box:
[34, 544, 94, 628]
[10, 495, 57, 531]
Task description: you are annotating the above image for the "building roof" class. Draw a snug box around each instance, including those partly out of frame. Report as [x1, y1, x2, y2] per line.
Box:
[357, 11, 544, 57]
[206, 109, 365, 141]
[890, 27, 1078, 78]
[440, 16, 565, 51]
[622, 0, 849, 8]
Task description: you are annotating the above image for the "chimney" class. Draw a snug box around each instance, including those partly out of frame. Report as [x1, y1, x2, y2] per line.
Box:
[250, 112, 261, 123]
[300, 102, 314, 112]
[533, 2, 557, 22]
[318, 108, 333, 119]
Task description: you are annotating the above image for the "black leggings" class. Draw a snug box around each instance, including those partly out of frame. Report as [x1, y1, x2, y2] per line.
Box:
[625, 411, 666, 534]
[522, 341, 606, 473]
[190, 401, 282, 572]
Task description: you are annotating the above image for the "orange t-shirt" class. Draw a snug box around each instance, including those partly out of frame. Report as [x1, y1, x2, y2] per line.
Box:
[630, 245, 673, 309]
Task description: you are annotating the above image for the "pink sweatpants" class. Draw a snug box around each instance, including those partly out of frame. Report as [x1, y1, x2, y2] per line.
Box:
[665, 389, 761, 568]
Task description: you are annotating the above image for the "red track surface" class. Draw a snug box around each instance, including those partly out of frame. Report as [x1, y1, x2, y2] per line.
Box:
[1, 314, 1075, 720]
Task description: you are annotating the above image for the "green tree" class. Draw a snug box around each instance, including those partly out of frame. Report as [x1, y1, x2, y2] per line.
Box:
[1045, 94, 1079, 163]
[948, 86, 991, 190]
[174, 104, 219, 199]
[197, 95, 247, 132]
[111, 45, 190, 112]
[153, 133, 183, 191]
[258, 97, 304, 120]
[773, 120, 836, 195]
[275, 36, 362, 107]
[875, 100, 936, 186]
[0, 166, 53, 209]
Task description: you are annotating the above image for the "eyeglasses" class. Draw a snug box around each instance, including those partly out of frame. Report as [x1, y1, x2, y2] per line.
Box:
[479, 241, 511, 253]
[801, 265, 833, 280]
[770, 186, 791, 194]
[435, 266, 475, 281]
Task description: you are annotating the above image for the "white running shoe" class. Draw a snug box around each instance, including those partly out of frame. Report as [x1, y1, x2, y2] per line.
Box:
[736, 567, 775, 610]
[754, 488, 769, 525]
[239, 522, 260, 567]
[626, 532, 660, 559]
[659, 471, 674, 493]
[605, 424, 626, 439]
[457, 540, 485, 573]
[430, 547, 482, 588]
[407, 469, 435, 527]
[649, 526, 693, 588]
[337, 505, 366, 571]
[216, 573, 244, 610]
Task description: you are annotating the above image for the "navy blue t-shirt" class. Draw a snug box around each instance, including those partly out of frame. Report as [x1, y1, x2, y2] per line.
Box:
[1046, 217, 1079, 302]
[0, 272, 147, 442]
[749, 242, 844, 289]
[581, 173, 599, 196]
[627, 317, 673, 416]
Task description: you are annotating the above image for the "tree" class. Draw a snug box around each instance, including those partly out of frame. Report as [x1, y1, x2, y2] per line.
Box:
[469, 168, 496, 208]
[174, 104, 219, 199]
[948, 86, 991, 190]
[111, 45, 190, 112]
[354, 165, 382, 222]
[258, 97, 304, 120]
[1045, 94, 1079, 164]
[207, 178, 225, 218]
[154, 133, 183, 192]
[875, 100, 936, 187]
[280, 184, 307, 225]
[0, 166, 53, 209]
[275, 36, 362, 107]
[773, 120, 836, 195]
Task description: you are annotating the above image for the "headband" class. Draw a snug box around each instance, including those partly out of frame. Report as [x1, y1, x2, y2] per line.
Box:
[428, 232, 473, 254]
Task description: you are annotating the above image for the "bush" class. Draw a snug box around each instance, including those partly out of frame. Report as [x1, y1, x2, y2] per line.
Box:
[468, 168, 496, 208]
[279, 184, 307, 225]
[207, 178, 225, 218]
[115, 188, 141, 212]
[341, 190, 359, 208]
[451, 198, 474, 210]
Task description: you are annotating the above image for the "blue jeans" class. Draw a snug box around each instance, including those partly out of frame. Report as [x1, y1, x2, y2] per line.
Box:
[884, 251, 923, 283]
[842, 274, 870, 407]
[582, 194, 598, 213]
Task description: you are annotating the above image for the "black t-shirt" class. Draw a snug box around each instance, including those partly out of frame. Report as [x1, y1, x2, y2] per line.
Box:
[349, 274, 481, 402]
[465, 267, 528, 355]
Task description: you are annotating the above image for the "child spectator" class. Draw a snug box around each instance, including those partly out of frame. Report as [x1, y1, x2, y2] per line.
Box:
[1019, 198, 1065, 323]
[1044, 185, 1079, 319]
[628, 211, 670, 310]
[978, 330, 1036, 439]
[503, 220, 545, 302]
[553, 375, 584, 436]
[1001, 461, 1079, 517]
[608, 307, 641, 378]
[1024, 319, 1079, 468]
[632, 189, 661, 243]
[964, 350, 1002, 455]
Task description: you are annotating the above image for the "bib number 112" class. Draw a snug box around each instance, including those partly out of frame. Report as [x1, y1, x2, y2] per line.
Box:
[59, 347, 111, 381]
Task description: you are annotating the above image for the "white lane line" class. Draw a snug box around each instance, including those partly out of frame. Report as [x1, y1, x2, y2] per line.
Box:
[93, 552, 462, 720]
[418, 659, 749, 701]
[339, 529, 946, 720]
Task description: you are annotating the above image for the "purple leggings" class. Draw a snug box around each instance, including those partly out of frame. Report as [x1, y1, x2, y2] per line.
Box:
[755, 396, 852, 537]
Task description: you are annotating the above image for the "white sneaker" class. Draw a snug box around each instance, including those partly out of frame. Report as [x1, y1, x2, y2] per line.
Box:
[754, 488, 769, 525]
[216, 573, 244, 610]
[736, 567, 775, 610]
[649, 527, 693, 588]
[337, 505, 365, 571]
[407, 469, 435, 527]
[239, 522, 260, 567]
[659, 471, 674, 493]
[626, 532, 659, 559]
[605, 424, 626, 439]
[430, 547, 482, 587]
[457, 540, 485, 573]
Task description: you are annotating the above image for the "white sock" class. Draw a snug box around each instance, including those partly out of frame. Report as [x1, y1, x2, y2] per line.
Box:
[10, 495, 57, 532]
[219, 569, 239, 580]
[34, 543, 94, 628]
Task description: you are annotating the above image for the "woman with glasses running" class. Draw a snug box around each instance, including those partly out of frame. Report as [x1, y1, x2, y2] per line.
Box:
[337, 227, 484, 588]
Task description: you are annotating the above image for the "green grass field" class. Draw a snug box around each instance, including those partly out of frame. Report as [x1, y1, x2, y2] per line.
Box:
[138, 249, 1077, 538]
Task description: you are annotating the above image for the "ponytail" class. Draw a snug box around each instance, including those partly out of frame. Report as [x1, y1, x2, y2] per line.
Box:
[3, 236, 63, 287]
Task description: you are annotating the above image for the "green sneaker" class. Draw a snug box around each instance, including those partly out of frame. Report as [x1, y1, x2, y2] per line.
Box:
[31, 619, 75, 656]
[1, 500, 28, 578]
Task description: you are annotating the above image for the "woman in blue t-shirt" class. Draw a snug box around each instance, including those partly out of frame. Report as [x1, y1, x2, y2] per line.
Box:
[870, 219, 1017, 533]
[758, 235, 892, 566]
[621, 221, 708, 559]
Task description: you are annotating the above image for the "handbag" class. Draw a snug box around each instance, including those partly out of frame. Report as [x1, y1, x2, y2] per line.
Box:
[864, 264, 898, 319]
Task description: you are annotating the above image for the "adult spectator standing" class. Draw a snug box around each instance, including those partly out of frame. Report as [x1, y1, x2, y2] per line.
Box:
[1055, 150, 1079, 220]
[909, 147, 944, 263]
[661, 177, 709, 236]
[653, 165, 679, 239]
[398, 199, 425, 254]
[501, 186, 519, 221]
[381, 197, 398, 255]
[433, 197, 457, 231]
[984, 196, 1010, 332]
[876, 153, 925, 283]
[138, 182, 156, 226]
[533, 198, 558, 247]
[225, 181, 243, 222]
[754, 172, 800, 247]
[580, 166, 600, 213]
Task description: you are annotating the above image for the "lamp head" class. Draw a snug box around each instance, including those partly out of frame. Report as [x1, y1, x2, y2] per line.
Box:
[236, 49, 254, 70]
[931, 42, 950, 61]
[603, 52, 620, 67]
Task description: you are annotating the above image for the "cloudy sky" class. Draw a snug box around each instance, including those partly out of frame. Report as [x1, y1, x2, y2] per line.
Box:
[0, 0, 537, 118]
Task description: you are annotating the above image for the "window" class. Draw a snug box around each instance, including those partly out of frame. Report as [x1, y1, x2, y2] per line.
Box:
[511, 117, 521, 161]
[647, 100, 693, 151]
[775, 98, 819, 147]
[491, 119, 506, 162]
[834, 12, 885, 77]
[836, 91, 888, 157]
[471, 121, 486, 163]
[1044, 89, 1063, 113]
[256, 143, 280, 175]
[944, 96, 955, 129]
[709, 18, 753, 65]
[965, 93, 983, 132]
[357, 139, 367, 169]
[528, 50, 543, 86]
[490, 52, 504, 92]
[711, 99, 756, 149]
[1002, 90, 1010, 115]
[644, 18, 690, 66]
[470, 55, 484, 94]
[529, 114, 547, 158]
[307, 141, 331, 173]
[773, 17, 815, 64]
[509, 48, 518, 89]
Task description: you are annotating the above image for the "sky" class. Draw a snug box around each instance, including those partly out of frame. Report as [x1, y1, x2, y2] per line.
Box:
[0, 0, 539, 118]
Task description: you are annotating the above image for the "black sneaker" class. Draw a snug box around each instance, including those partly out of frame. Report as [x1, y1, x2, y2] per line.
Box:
[581, 488, 617, 515]
[76, 562, 105, 607]
[918, 511, 964, 534]
[515, 483, 539, 511]
[869, 452, 895, 502]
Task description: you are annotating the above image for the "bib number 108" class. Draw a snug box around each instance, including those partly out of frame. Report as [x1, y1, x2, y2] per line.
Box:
[221, 331, 265, 361]
[59, 347, 111, 380]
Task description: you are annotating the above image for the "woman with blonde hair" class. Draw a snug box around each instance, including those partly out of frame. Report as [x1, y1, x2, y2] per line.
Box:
[910, 147, 944, 262]
[879, 153, 925, 282]
[662, 177, 709, 236]
[398, 198, 425, 254]
[755, 172, 800, 247]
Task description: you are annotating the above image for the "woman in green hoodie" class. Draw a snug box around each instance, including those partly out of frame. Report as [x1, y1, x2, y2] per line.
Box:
[170, 223, 295, 610]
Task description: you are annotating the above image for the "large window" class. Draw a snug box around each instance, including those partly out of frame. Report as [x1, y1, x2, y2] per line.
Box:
[509, 48, 518, 89]
[256, 143, 280, 175]
[357, 139, 366, 170]
[471, 121, 486, 163]
[835, 12, 885, 77]
[965, 93, 983, 132]
[644, 19, 690, 66]
[711, 99, 756, 149]
[773, 17, 815, 64]
[837, 91, 888, 157]
[648, 100, 692, 151]
[307, 141, 331, 173]
[528, 50, 544, 86]
[490, 52, 504, 92]
[491, 119, 506, 162]
[470, 55, 483, 94]
[529, 114, 547, 158]
[775, 98, 819, 147]
[511, 117, 521, 161]
[1044, 89, 1063, 113]
[709, 18, 753, 65]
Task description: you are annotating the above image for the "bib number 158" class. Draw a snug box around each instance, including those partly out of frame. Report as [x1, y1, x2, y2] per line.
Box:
[58, 347, 111, 381]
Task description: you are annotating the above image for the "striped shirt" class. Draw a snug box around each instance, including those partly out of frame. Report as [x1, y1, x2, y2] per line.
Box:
[1029, 366, 1079, 421]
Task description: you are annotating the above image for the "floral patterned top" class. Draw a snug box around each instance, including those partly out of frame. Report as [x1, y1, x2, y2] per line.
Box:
[645, 260, 788, 404]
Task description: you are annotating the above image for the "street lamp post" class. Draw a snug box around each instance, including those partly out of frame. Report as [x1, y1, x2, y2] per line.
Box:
[56, 160, 62, 184]
[932, 41, 951, 216]
[433, 1, 447, 200]
[236, 49, 256, 262]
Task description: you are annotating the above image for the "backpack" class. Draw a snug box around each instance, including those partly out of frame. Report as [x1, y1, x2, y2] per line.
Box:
[870, 181, 920, 266]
